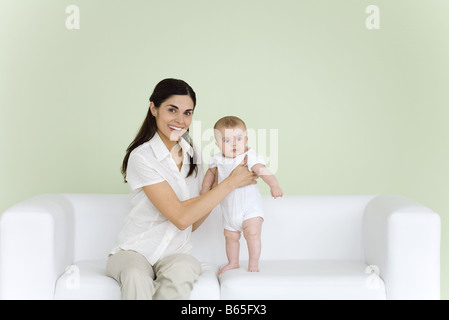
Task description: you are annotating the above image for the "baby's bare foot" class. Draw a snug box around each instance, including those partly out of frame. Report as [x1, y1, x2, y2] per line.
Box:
[248, 262, 259, 272]
[218, 263, 239, 275]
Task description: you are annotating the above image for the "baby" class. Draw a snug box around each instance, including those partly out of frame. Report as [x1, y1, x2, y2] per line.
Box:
[200, 116, 283, 274]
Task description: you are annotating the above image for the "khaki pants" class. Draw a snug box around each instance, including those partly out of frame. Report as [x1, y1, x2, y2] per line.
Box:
[106, 250, 201, 300]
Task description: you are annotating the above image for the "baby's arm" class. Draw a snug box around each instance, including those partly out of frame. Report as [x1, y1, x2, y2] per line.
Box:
[200, 167, 218, 195]
[251, 164, 283, 199]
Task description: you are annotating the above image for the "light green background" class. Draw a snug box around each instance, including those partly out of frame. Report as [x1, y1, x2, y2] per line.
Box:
[1, 0, 448, 299]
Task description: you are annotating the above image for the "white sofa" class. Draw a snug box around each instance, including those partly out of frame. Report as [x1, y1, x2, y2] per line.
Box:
[0, 193, 441, 300]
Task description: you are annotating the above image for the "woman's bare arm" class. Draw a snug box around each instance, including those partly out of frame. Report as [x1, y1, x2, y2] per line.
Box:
[143, 157, 256, 230]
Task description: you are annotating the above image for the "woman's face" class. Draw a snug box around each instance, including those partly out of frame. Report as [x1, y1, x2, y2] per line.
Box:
[150, 95, 195, 147]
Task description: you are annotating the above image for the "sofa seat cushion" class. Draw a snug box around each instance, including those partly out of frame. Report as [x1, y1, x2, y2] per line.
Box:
[54, 260, 220, 300]
[218, 260, 386, 300]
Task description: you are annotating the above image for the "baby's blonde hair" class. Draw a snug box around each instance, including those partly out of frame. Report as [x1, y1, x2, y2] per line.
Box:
[214, 116, 247, 131]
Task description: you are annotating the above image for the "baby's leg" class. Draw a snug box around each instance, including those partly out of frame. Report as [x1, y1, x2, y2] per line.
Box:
[218, 229, 241, 274]
[242, 217, 263, 272]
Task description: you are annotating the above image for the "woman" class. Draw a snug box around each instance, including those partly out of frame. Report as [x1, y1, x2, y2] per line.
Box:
[106, 78, 257, 300]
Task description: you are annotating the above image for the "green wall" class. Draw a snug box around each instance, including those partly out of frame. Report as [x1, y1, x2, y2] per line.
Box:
[1, 0, 448, 299]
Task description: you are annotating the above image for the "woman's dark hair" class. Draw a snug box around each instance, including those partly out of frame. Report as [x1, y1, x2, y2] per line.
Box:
[121, 78, 198, 182]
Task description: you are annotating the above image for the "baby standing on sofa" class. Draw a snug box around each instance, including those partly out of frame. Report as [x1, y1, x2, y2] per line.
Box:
[201, 116, 283, 274]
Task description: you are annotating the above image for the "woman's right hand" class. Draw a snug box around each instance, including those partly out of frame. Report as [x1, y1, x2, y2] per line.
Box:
[226, 155, 258, 189]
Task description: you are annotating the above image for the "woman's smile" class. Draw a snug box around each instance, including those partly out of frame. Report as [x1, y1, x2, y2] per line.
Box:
[168, 125, 183, 132]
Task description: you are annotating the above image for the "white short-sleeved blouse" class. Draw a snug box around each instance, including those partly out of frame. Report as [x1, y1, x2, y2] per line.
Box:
[110, 132, 204, 265]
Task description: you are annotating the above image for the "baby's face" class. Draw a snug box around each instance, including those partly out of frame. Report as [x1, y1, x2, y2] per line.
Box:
[215, 126, 248, 158]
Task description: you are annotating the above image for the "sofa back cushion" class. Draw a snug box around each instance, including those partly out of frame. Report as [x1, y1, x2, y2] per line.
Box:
[66, 194, 376, 264]
[260, 195, 376, 261]
[65, 193, 130, 262]
[192, 195, 376, 264]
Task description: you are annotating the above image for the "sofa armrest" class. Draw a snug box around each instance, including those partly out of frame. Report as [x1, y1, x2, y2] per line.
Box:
[0, 194, 74, 299]
[363, 194, 440, 300]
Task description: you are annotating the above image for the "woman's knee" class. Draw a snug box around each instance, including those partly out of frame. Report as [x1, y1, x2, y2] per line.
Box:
[153, 254, 201, 299]
[120, 266, 151, 283]
[106, 250, 154, 285]
[156, 254, 201, 280]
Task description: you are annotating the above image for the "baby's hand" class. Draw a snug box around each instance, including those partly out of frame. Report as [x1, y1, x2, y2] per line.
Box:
[270, 185, 283, 199]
